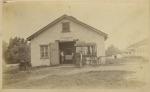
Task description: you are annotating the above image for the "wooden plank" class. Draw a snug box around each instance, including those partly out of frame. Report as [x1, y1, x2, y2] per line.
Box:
[49, 42, 60, 65]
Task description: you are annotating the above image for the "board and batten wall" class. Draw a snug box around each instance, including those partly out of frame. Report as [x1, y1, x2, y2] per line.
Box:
[30, 19, 105, 66]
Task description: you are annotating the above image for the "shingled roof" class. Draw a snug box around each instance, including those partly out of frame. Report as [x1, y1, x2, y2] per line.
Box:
[27, 14, 108, 41]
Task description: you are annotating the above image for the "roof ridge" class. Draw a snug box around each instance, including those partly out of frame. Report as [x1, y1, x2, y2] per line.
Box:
[27, 14, 107, 41]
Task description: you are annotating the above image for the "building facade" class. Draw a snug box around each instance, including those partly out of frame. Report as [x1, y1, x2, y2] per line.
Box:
[27, 15, 107, 66]
[125, 38, 150, 60]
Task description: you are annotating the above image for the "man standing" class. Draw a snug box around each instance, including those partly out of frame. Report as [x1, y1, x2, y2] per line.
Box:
[60, 51, 64, 64]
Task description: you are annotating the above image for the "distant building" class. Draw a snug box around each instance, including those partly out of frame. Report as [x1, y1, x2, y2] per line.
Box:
[125, 38, 150, 60]
[27, 15, 108, 66]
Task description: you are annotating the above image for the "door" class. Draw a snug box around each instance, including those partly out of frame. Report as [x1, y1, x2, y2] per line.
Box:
[49, 41, 60, 65]
[59, 41, 75, 64]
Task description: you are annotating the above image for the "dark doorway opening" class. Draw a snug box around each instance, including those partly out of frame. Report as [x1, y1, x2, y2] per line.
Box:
[59, 41, 76, 64]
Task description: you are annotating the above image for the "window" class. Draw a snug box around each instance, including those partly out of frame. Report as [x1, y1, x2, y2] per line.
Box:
[76, 45, 97, 56]
[62, 22, 70, 32]
[40, 45, 48, 58]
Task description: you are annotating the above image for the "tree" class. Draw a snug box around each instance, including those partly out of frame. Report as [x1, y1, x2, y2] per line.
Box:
[6, 37, 19, 64]
[4, 37, 31, 67]
[2, 41, 8, 64]
[106, 45, 121, 57]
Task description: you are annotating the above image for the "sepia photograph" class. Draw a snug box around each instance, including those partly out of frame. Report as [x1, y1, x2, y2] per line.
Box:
[1, 0, 150, 91]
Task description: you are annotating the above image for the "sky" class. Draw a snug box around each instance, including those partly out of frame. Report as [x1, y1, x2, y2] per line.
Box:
[2, 0, 150, 49]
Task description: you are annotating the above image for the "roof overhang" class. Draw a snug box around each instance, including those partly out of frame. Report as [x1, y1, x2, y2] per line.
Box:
[27, 14, 108, 41]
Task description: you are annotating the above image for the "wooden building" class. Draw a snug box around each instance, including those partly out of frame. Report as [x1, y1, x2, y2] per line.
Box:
[27, 15, 108, 66]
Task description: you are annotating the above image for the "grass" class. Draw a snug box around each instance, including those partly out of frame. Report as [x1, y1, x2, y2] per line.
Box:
[3, 69, 144, 89]
[32, 70, 135, 89]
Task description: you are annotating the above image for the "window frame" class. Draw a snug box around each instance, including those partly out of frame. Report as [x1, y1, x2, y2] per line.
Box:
[62, 22, 70, 33]
[75, 45, 97, 56]
[40, 45, 49, 59]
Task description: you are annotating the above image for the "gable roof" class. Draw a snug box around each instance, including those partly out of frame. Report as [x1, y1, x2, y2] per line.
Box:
[27, 14, 108, 41]
[128, 38, 149, 49]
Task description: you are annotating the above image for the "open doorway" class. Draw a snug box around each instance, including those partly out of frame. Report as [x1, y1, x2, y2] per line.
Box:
[59, 41, 76, 64]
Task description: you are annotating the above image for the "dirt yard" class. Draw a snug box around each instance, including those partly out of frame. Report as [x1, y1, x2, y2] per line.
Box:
[3, 57, 149, 89]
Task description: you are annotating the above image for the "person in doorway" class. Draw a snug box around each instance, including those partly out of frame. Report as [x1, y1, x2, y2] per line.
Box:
[60, 51, 64, 64]
[72, 52, 75, 64]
